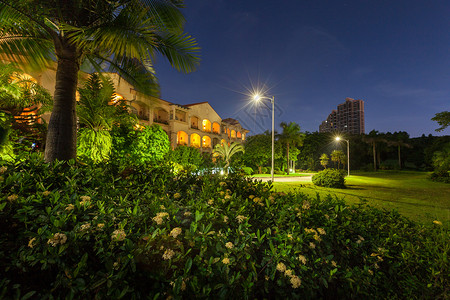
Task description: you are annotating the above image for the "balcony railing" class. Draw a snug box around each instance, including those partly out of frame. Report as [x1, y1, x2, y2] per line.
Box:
[153, 118, 169, 125]
[138, 114, 149, 121]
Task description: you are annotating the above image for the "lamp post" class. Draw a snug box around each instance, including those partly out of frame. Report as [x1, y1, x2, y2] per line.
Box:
[336, 136, 350, 176]
[253, 94, 275, 182]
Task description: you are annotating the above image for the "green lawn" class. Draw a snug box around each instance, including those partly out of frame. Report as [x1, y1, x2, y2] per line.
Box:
[251, 173, 313, 177]
[272, 171, 450, 224]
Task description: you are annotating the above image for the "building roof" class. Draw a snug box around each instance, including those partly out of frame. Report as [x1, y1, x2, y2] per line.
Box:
[184, 101, 209, 107]
[222, 118, 241, 125]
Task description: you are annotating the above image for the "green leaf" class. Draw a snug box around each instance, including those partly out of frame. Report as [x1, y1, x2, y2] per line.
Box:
[184, 258, 192, 275]
[20, 291, 36, 300]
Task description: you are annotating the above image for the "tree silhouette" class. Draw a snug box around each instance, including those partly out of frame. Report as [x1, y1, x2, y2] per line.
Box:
[277, 122, 304, 175]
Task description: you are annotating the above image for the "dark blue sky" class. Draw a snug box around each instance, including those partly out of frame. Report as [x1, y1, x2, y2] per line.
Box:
[154, 0, 450, 137]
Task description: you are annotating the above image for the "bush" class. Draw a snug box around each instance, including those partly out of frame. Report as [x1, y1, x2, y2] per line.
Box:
[241, 166, 253, 175]
[260, 166, 268, 174]
[0, 156, 448, 299]
[111, 124, 169, 165]
[429, 170, 450, 183]
[312, 168, 346, 188]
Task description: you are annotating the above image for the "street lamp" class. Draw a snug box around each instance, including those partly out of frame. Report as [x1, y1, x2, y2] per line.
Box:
[335, 136, 350, 176]
[253, 93, 275, 182]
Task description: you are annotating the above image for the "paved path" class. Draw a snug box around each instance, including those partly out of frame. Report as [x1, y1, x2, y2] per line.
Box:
[252, 175, 313, 182]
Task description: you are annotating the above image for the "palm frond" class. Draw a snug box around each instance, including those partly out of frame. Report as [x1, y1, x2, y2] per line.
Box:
[140, 0, 186, 34]
[0, 2, 55, 69]
[154, 33, 200, 73]
[85, 55, 160, 97]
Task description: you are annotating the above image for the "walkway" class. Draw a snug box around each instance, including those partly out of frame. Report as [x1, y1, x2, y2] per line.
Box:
[252, 174, 313, 182]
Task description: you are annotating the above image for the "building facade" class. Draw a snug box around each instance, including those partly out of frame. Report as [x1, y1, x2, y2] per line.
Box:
[3, 64, 248, 152]
[319, 97, 365, 134]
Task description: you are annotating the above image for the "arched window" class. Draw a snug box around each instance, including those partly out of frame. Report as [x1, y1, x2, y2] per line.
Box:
[202, 119, 211, 132]
[177, 131, 188, 146]
[212, 122, 220, 134]
[231, 130, 236, 138]
[191, 133, 201, 148]
[202, 136, 211, 148]
[237, 131, 242, 138]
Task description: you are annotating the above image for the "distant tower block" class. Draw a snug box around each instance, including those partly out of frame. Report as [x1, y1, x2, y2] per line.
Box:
[319, 98, 365, 134]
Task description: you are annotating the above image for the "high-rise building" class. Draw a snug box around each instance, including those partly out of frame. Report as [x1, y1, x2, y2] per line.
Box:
[319, 98, 365, 134]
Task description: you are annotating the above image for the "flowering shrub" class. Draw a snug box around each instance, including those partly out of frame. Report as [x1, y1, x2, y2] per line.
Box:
[0, 155, 448, 299]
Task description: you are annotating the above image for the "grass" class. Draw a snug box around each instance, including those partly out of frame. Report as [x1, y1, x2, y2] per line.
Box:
[272, 170, 450, 224]
[251, 173, 313, 177]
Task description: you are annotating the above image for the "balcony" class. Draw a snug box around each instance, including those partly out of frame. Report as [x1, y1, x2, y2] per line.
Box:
[153, 118, 168, 125]
[138, 113, 149, 121]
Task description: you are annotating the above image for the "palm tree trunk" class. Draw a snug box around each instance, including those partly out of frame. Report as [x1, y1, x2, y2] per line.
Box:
[286, 143, 290, 175]
[44, 43, 80, 162]
[372, 142, 377, 171]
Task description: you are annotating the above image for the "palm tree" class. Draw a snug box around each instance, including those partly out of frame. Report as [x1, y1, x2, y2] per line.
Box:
[213, 142, 244, 174]
[386, 132, 411, 169]
[277, 122, 304, 175]
[363, 130, 387, 171]
[0, 0, 200, 162]
[331, 150, 345, 169]
[320, 153, 329, 169]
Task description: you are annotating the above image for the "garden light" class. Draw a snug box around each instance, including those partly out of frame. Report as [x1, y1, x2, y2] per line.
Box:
[335, 136, 350, 176]
[251, 93, 275, 182]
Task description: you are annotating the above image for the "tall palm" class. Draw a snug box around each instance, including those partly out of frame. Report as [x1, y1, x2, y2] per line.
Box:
[387, 132, 411, 169]
[363, 130, 386, 171]
[277, 122, 304, 175]
[213, 142, 244, 174]
[331, 149, 346, 169]
[0, 0, 200, 162]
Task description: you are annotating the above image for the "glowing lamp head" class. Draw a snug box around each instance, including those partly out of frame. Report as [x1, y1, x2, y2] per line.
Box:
[335, 137, 341, 141]
[253, 94, 261, 102]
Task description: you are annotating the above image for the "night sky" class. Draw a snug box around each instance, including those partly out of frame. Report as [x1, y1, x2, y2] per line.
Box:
[154, 0, 450, 137]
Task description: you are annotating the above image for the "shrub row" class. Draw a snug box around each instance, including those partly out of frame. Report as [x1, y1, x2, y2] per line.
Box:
[0, 156, 448, 299]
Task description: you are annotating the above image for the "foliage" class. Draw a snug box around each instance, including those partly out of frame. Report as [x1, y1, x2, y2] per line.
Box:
[429, 170, 450, 184]
[166, 145, 204, 171]
[111, 124, 170, 165]
[0, 156, 448, 299]
[277, 122, 304, 175]
[0, 63, 52, 114]
[331, 150, 346, 169]
[242, 132, 273, 174]
[432, 111, 450, 132]
[432, 143, 450, 172]
[0, 0, 200, 161]
[312, 168, 346, 188]
[77, 74, 136, 163]
[0, 63, 52, 159]
[213, 142, 244, 173]
[241, 166, 253, 175]
[320, 153, 329, 169]
[0, 112, 14, 161]
[77, 129, 113, 164]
